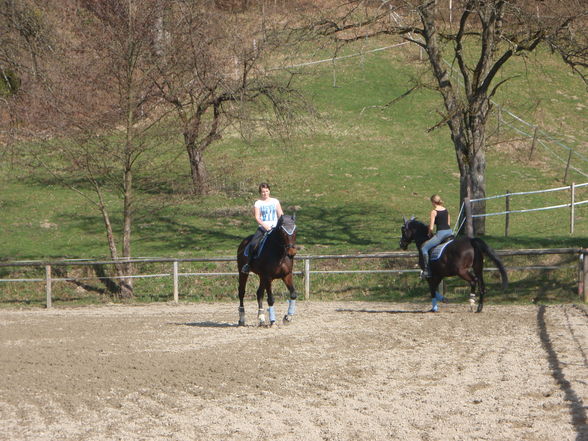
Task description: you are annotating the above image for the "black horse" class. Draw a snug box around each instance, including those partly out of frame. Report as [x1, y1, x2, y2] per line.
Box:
[399, 217, 508, 312]
[237, 214, 298, 326]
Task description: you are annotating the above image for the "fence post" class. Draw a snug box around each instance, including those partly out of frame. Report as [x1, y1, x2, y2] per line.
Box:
[570, 183, 575, 235]
[304, 258, 310, 300]
[332, 59, 337, 87]
[505, 190, 510, 237]
[529, 126, 539, 159]
[497, 107, 502, 137]
[563, 149, 573, 183]
[173, 261, 179, 303]
[464, 197, 474, 238]
[45, 265, 52, 308]
[582, 250, 588, 303]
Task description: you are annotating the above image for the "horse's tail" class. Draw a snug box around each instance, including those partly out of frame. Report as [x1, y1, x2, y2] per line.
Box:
[472, 238, 508, 290]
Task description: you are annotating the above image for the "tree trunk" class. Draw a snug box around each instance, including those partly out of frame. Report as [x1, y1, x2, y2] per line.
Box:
[419, 2, 490, 236]
[97, 196, 133, 299]
[186, 142, 209, 195]
[120, 163, 134, 298]
[451, 117, 487, 236]
[470, 138, 487, 236]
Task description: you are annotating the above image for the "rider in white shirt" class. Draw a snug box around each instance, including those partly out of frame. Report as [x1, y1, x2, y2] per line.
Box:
[241, 183, 283, 274]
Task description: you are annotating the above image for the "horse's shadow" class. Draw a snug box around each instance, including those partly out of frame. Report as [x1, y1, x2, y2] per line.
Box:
[173, 321, 237, 328]
[336, 308, 429, 314]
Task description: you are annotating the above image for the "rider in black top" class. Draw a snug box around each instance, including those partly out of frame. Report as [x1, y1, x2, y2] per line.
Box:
[420, 194, 453, 278]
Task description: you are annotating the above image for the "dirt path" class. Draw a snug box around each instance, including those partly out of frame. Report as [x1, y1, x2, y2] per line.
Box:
[1, 301, 586, 441]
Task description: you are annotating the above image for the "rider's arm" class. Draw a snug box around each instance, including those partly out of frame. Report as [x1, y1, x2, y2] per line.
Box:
[276, 201, 284, 218]
[428, 209, 436, 236]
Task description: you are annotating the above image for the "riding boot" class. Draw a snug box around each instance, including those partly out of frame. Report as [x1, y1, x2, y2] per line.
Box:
[421, 252, 431, 278]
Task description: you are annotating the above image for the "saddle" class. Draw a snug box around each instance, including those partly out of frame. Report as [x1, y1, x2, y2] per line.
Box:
[429, 235, 455, 261]
[244, 229, 272, 259]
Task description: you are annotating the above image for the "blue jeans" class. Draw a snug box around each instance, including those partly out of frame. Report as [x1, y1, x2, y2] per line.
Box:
[421, 229, 453, 270]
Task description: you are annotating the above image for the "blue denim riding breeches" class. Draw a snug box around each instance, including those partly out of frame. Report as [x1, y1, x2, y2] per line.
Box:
[422, 229, 454, 256]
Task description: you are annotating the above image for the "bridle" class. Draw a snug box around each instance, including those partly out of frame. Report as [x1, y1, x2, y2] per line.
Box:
[399, 219, 413, 250]
[280, 222, 297, 251]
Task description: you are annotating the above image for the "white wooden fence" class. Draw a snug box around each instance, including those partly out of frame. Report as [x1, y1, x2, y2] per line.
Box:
[461, 182, 588, 237]
[0, 248, 586, 307]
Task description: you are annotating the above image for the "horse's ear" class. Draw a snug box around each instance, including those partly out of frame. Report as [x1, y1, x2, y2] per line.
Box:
[292, 212, 296, 222]
[402, 215, 407, 224]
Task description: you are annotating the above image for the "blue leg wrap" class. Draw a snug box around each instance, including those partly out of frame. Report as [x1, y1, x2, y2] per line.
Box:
[431, 297, 439, 312]
[268, 306, 276, 323]
[434, 291, 445, 302]
[287, 299, 296, 316]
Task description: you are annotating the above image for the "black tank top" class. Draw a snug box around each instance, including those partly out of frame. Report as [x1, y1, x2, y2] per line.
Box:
[434, 209, 450, 230]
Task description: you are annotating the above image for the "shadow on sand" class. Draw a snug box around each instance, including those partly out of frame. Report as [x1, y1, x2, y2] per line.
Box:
[173, 321, 237, 328]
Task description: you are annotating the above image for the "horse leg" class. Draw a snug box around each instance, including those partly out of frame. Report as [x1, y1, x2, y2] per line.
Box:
[457, 269, 478, 312]
[282, 273, 297, 325]
[428, 276, 445, 312]
[256, 279, 266, 326]
[265, 278, 277, 326]
[475, 267, 486, 313]
[238, 272, 248, 326]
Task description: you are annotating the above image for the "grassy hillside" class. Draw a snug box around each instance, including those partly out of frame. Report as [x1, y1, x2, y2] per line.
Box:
[1, 41, 587, 262]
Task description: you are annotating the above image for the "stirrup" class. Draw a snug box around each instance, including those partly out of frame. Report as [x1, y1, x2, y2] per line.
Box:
[420, 270, 430, 280]
[241, 264, 250, 274]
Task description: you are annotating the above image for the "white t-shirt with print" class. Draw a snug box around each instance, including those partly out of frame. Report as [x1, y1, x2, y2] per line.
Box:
[255, 198, 280, 229]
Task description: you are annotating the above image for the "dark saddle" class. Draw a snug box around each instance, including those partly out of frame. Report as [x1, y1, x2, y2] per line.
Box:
[244, 229, 272, 259]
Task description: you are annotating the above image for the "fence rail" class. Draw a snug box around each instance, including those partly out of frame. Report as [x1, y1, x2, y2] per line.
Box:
[461, 182, 588, 236]
[1, 248, 586, 307]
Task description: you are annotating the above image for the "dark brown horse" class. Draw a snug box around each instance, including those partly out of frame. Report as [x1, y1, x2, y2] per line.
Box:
[399, 217, 508, 312]
[237, 214, 298, 326]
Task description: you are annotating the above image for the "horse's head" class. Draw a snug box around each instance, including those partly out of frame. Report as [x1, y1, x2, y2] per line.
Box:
[277, 214, 297, 257]
[399, 216, 416, 250]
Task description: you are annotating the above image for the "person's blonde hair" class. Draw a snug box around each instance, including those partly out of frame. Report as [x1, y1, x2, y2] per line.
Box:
[430, 194, 444, 205]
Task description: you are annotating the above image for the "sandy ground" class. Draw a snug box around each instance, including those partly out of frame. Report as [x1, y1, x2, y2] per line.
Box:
[0, 300, 587, 441]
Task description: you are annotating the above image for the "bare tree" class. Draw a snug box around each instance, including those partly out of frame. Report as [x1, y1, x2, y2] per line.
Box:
[0, 0, 52, 86]
[0, 0, 55, 152]
[308, 0, 588, 234]
[151, 0, 309, 195]
[20, 0, 176, 297]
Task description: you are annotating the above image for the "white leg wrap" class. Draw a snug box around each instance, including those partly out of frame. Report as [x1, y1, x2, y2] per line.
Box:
[268, 306, 276, 323]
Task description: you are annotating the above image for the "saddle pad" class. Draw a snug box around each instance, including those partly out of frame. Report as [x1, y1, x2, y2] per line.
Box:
[430, 240, 453, 261]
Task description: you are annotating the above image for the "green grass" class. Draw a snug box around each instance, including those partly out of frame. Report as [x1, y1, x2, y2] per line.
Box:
[1, 41, 586, 306]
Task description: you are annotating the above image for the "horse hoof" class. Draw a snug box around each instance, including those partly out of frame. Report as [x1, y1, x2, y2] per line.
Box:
[282, 314, 293, 325]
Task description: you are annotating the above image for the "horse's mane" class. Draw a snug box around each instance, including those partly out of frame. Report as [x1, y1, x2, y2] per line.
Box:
[407, 218, 430, 240]
[409, 218, 428, 232]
